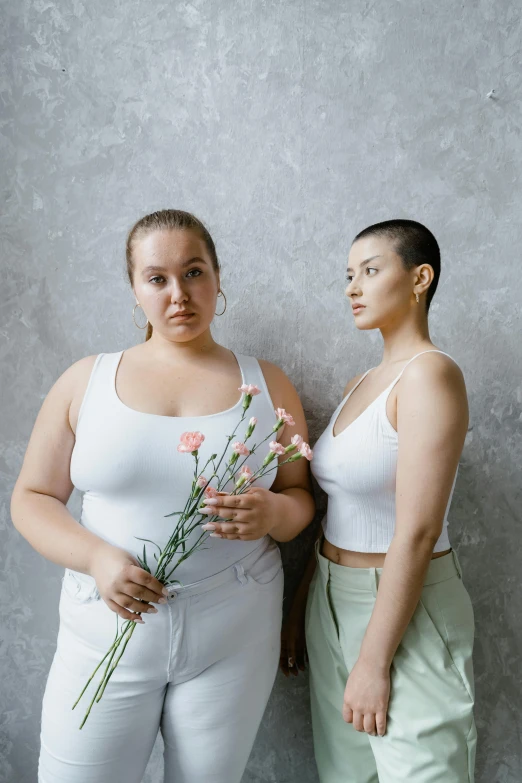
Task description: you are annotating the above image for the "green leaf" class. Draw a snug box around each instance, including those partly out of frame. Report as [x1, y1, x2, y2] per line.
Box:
[134, 537, 162, 557]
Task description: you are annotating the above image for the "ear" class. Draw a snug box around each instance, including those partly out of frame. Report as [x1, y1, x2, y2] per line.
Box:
[415, 263, 434, 293]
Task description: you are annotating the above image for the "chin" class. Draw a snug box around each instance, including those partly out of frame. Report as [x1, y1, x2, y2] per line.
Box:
[353, 314, 377, 331]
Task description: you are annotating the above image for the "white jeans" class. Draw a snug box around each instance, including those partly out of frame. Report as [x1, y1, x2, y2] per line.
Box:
[39, 538, 283, 783]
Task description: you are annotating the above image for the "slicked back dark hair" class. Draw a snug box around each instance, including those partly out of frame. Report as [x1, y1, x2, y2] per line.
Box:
[353, 219, 440, 312]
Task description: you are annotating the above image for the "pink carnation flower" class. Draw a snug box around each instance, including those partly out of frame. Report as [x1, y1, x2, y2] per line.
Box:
[238, 465, 253, 481]
[204, 485, 219, 499]
[291, 434, 304, 449]
[238, 384, 261, 396]
[196, 475, 208, 488]
[299, 442, 313, 461]
[177, 431, 205, 453]
[232, 441, 250, 457]
[269, 441, 286, 456]
[275, 408, 295, 426]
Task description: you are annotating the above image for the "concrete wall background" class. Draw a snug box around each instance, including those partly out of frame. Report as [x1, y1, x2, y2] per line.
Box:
[1, 1, 521, 781]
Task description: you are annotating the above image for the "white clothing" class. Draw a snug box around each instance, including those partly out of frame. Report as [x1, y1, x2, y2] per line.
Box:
[69, 350, 279, 583]
[39, 539, 283, 783]
[311, 350, 458, 553]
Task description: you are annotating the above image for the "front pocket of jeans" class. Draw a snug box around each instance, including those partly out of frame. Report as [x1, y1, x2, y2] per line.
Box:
[417, 588, 474, 705]
[245, 545, 284, 589]
[61, 568, 101, 604]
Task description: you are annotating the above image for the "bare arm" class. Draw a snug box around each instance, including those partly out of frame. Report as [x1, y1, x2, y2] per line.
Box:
[10, 356, 166, 622]
[259, 360, 316, 542]
[10, 356, 107, 574]
[343, 354, 469, 736]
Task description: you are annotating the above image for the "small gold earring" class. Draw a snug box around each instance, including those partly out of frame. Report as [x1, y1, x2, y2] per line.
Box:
[133, 302, 148, 329]
[415, 293, 420, 304]
[215, 290, 227, 316]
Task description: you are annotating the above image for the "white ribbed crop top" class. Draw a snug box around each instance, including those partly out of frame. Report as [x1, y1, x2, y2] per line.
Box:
[311, 350, 458, 553]
[70, 351, 279, 583]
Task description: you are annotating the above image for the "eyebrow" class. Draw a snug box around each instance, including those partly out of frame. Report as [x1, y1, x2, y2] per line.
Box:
[141, 258, 208, 275]
[346, 255, 382, 273]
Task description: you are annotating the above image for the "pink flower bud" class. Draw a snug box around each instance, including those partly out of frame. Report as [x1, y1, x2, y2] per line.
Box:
[238, 384, 261, 396]
[236, 465, 253, 488]
[299, 442, 313, 461]
[232, 441, 250, 457]
[177, 431, 205, 453]
[196, 475, 208, 489]
[275, 408, 295, 426]
[249, 417, 257, 426]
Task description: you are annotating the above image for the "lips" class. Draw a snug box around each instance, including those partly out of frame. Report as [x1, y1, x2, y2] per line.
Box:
[170, 311, 194, 319]
[352, 303, 365, 313]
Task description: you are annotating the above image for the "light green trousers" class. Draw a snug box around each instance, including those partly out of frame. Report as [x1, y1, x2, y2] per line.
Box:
[305, 540, 477, 782]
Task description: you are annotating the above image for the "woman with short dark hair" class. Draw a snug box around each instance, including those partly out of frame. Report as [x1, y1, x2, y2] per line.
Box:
[282, 219, 476, 783]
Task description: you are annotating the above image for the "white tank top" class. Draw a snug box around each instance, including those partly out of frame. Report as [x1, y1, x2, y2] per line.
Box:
[311, 350, 458, 553]
[70, 351, 279, 583]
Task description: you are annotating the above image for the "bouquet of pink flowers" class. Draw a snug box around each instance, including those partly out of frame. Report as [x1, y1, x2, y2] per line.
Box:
[72, 383, 312, 728]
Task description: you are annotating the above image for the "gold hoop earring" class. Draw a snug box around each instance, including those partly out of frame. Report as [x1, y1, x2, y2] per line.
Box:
[133, 302, 148, 329]
[415, 293, 420, 303]
[215, 290, 227, 316]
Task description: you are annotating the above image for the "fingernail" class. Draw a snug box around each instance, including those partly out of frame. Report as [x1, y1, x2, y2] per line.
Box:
[201, 524, 216, 531]
[134, 618, 145, 623]
[204, 498, 218, 505]
[209, 532, 222, 538]
[158, 597, 167, 604]
[200, 507, 214, 514]
[147, 607, 158, 614]
[162, 588, 168, 596]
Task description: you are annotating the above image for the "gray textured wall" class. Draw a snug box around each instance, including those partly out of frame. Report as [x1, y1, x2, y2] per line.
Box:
[1, 1, 521, 781]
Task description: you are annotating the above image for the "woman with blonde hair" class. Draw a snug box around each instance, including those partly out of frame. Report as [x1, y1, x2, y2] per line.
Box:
[11, 209, 315, 783]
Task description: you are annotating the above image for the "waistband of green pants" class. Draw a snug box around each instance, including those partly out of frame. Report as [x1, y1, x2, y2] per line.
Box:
[314, 538, 463, 595]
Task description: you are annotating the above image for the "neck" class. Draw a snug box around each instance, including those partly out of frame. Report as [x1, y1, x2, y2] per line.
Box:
[145, 328, 222, 364]
[378, 311, 432, 365]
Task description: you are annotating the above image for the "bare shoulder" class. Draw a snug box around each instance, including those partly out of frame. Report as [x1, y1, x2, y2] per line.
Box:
[398, 351, 468, 429]
[401, 350, 466, 394]
[257, 359, 300, 411]
[42, 354, 98, 404]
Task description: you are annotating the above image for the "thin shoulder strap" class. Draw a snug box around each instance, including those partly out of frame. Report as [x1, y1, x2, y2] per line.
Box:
[385, 349, 456, 397]
[398, 349, 455, 378]
[341, 367, 374, 403]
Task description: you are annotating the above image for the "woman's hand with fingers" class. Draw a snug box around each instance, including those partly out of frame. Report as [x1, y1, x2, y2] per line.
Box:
[342, 658, 390, 737]
[200, 487, 281, 540]
[88, 541, 168, 623]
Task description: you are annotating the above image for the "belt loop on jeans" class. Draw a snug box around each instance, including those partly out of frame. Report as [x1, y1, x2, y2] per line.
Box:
[370, 568, 379, 597]
[234, 564, 249, 586]
[451, 548, 463, 579]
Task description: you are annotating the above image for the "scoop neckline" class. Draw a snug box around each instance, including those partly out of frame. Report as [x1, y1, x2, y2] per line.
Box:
[112, 349, 247, 421]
